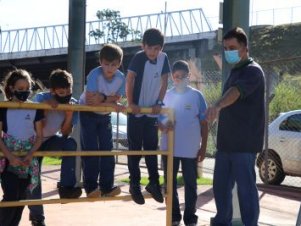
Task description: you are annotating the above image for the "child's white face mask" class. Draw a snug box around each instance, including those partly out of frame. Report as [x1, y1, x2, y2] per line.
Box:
[174, 77, 189, 90]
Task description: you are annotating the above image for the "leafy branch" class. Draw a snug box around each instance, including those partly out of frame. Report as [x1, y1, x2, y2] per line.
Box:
[89, 9, 141, 43]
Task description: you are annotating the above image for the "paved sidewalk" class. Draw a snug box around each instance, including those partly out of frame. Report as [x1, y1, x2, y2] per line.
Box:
[0, 164, 299, 226]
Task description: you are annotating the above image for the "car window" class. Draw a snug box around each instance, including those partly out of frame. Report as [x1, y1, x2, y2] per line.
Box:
[279, 113, 301, 132]
[111, 113, 127, 126]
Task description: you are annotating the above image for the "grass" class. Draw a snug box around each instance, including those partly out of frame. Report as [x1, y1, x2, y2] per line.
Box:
[121, 175, 212, 186]
[42, 157, 62, 165]
[42, 157, 213, 186]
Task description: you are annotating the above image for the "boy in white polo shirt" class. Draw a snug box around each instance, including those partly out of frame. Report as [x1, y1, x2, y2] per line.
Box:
[79, 43, 125, 198]
[159, 60, 208, 226]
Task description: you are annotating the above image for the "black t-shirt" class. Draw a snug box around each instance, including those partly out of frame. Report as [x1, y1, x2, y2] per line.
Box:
[217, 59, 265, 153]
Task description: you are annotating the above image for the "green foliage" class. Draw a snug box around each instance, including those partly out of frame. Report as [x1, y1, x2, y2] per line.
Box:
[121, 175, 212, 186]
[269, 80, 301, 120]
[203, 82, 222, 104]
[202, 82, 222, 156]
[42, 157, 62, 165]
[89, 9, 141, 43]
[250, 23, 301, 64]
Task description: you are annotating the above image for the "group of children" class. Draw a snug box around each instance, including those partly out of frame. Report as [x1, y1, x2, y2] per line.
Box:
[0, 28, 208, 226]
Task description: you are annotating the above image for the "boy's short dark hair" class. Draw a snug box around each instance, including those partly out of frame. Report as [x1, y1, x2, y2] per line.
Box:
[49, 69, 73, 89]
[172, 60, 190, 74]
[223, 27, 248, 47]
[142, 28, 164, 47]
[99, 44, 123, 63]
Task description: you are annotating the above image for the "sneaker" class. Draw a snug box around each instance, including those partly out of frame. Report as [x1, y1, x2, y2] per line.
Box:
[58, 187, 82, 199]
[145, 183, 164, 203]
[172, 221, 181, 226]
[101, 186, 121, 197]
[31, 219, 46, 226]
[87, 188, 101, 198]
[129, 185, 145, 205]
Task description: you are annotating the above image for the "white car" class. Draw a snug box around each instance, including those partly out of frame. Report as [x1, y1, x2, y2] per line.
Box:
[111, 112, 128, 149]
[256, 110, 301, 185]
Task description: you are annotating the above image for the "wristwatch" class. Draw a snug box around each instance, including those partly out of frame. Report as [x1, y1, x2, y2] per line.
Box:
[156, 100, 164, 106]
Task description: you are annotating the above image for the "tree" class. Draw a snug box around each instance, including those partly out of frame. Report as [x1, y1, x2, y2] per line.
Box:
[89, 9, 141, 43]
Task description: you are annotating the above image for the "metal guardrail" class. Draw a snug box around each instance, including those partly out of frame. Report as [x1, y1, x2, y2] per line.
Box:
[0, 8, 212, 53]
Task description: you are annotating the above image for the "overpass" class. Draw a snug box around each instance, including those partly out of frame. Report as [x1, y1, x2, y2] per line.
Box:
[0, 8, 216, 85]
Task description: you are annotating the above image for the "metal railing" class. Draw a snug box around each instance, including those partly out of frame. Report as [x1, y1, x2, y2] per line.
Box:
[0, 101, 175, 226]
[0, 8, 212, 53]
[251, 6, 301, 27]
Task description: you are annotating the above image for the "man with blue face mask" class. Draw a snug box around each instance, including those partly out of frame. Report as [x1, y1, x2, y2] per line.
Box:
[206, 27, 265, 226]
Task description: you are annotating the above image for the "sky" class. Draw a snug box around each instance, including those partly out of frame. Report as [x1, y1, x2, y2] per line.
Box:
[0, 0, 301, 30]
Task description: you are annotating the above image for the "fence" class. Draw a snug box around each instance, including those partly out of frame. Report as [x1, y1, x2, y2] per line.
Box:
[0, 8, 212, 53]
[0, 102, 175, 226]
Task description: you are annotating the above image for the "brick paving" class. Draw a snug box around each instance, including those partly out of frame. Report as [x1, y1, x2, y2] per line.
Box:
[0, 164, 299, 226]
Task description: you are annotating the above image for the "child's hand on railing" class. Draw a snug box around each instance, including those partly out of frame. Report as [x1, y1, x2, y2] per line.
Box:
[128, 103, 141, 114]
[114, 103, 126, 112]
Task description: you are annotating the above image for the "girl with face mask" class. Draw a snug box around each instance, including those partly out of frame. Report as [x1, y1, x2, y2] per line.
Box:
[0, 69, 44, 226]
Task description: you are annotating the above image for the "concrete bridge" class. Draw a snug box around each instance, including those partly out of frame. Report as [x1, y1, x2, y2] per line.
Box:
[0, 8, 216, 85]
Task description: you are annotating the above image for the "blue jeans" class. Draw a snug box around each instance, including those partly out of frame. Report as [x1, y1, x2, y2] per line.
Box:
[212, 151, 259, 226]
[80, 112, 114, 194]
[127, 115, 159, 185]
[28, 135, 77, 221]
[163, 156, 198, 225]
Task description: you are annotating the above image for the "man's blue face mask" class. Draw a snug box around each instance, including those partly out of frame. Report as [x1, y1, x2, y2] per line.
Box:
[224, 50, 241, 64]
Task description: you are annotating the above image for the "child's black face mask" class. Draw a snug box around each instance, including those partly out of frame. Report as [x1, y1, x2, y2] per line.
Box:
[14, 90, 30, 102]
[54, 94, 72, 104]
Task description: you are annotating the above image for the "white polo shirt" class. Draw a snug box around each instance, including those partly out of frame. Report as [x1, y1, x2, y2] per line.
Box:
[160, 86, 207, 158]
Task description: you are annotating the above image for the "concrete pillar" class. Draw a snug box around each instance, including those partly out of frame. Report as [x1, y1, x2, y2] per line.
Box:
[67, 0, 86, 187]
[220, 1, 250, 225]
[222, 0, 250, 83]
[68, 0, 86, 98]
[189, 47, 196, 58]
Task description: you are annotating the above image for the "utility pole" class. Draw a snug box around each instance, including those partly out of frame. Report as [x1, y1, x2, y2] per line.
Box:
[67, 0, 86, 186]
[68, 0, 86, 99]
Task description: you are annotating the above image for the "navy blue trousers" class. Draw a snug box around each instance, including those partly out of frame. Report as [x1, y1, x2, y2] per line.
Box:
[0, 170, 30, 226]
[163, 156, 198, 225]
[28, 135, 78, 221]
[80, 112, 115, 194]
[127, 115, 159, 185]
[212, 151, 259, 226]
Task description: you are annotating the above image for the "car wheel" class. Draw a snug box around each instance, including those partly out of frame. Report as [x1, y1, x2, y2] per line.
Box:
[258, 153, 285, 185]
